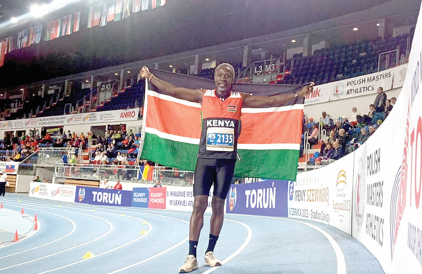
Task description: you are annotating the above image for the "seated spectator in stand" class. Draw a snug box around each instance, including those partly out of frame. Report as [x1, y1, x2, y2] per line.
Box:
[53, 138, 63, 147]
[67, 130, 72, 139]
[92, 151, 101, 164]
[102, 179, 114, 189]
[341, 116, 353, 132]
[62, 152, 68, 164]
[34, 176, 41, 182]
[62, 131, 68, 141]
[114, 152, 125, 164]
[319, 112, 331, 130]
[336, 128, 349, 154]
[114, 180, 123, 190]
[153, 181, 162, 187]
[69, 154, 77, 165]
[44, 133, 53, 143]
[307, 124, 319, 146]
[385, 99, 393, 117]
[72, 132, 77, 139]
[124, 136, 134, 150]
[331, 141, 344, 160]
[391, 97, 397, 106]
[369, 126, 376, 136]
[321, 142, 334, 159]
[79, 132, 85, 140]
[363, 104, 375, 125]
[106, 144, 116, 159]
[113, 131, 122, 142]
[12, 151, 22, 161]
[100, 152, 109, 165]
[350, 107, 360, 127]
[127, 129, 135, 137]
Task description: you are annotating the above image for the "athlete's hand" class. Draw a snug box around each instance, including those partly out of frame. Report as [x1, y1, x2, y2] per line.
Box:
[139, 66, 152, 79]
[296, 82, 315, 98]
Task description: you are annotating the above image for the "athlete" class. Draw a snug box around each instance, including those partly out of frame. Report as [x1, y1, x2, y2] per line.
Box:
[139, 64, 313, 272]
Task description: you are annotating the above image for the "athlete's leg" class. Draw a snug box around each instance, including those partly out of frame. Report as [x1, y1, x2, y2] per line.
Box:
[189, 195, 209, 241]
[209, 195, 225, 236]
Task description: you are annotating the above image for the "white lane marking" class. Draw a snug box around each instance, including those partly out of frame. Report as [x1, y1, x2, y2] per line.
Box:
[0, 204, 113, 272]
[0, 206, 75, 256]
[202, 220, 253, 274]
[284, 218, 346, 274]
[37, 213, 152, 274]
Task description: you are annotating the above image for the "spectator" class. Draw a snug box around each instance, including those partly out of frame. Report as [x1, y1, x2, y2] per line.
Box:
[319, 112, 331, 129]
[391, 97, 397, 106]
[334, 120, 342, 133]
[369, 126, 376, 136]
[349, 128, 369, 153]
[114, 151, 125, 164]
[374, 87, 387, 113]
[100, 152, 109, 165]
[153, 181, 162, 187]
[321, 142, 334, 159]
[362, 104, 375, 125]
[385, 99, 393, 116]
[93, 151, 101, 164]
[33, 176, 41, 182]
[62, 152, 68, 164]
[12, 151, 22, 162]
[0, 172, 8, 196]
[331, 141, 344, 160]
[336, 128, 349, 154]
[341, 116, 353, 132]
[102, 179, 114, 189]
[350, 107, 360, 127]
[114, 180, 123, 190]
[307, 124, 319, 146]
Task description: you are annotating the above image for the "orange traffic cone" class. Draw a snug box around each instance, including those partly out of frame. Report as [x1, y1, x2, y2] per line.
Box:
[21, 208, 24, 214]
[13, 230, 19, 242]
[33, 214, 38, 231]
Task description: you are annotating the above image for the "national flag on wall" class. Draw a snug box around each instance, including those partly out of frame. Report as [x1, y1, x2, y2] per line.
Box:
[141, 0, 151, 10]
[72, 11, 81, 33]
[139, 164, 154, 180]
[8, 36, 16, 52]
[17, 31, 25, 49]
[45, 19, 61, 41]
[100, 2, 109, 27]
[60, 15, 72, 37]
[87, 4, 103, 28]
[34, 25, 43, 43]
[133, 0, 141, 12]
[152, 0, 167, 9]
[114, 0, 123, 22]
[0, 40, 6, 67]
[140, 70, 304, 180]
[122, 0, 131, 19]
[107, 0, 116, 22]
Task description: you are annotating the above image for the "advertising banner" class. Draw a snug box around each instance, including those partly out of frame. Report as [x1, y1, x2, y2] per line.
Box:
[226, 180, 288, 217]
[304, 85, 330, 105]
[148, 187, 166, 209]
[290, 153, 353, 234]
[0, 162, 19, 174]
[166, 186, 212, 213]
[132, 187, 149, 208]
[74, 186, 132, 207]
[29, 182, 76, 203]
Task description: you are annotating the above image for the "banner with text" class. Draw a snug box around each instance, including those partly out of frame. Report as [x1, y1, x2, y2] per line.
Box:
[74, 186, 132, 207]
[148, 187, 166, 209]
[166, 186, 212, 213]
[226, 180, 288, 217]
[29, 182, 76, 203]
[132, 187, 149, 208]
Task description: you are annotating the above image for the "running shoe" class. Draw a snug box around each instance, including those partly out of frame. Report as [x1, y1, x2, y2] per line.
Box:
[204, 251, 222, 267]
[179, 255, 198, 273]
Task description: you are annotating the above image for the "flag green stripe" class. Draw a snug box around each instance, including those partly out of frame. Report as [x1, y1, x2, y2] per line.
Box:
[142, 133, 299, 180]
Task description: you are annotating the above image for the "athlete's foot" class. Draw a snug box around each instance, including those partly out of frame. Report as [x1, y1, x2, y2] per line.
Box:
[179, 255, 198, 273]
[204, 251, 222, 267]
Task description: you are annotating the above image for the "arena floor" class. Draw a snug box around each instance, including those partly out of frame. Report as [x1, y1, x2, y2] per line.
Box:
[0, 193, 384, 274]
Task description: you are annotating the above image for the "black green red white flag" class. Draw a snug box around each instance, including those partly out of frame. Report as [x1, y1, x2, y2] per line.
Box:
[140, 70, 304, 180]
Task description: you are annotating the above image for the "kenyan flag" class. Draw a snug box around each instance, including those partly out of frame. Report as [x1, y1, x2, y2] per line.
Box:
[140, 70, 304, 180]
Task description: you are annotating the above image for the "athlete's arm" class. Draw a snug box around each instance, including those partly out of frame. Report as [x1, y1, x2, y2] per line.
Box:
[242, 83, 314, 108]
[139, 67, 203, 103]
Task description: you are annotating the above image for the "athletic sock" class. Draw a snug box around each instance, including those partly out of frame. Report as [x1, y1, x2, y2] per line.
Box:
[189, 240, 198, 257]
[206, 234, 219, 253]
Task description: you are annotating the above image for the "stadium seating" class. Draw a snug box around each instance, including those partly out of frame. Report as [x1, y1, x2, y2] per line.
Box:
[96, 82, 144, 112]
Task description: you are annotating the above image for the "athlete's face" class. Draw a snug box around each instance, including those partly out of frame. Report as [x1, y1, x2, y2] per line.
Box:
[214, 66, 234, 97]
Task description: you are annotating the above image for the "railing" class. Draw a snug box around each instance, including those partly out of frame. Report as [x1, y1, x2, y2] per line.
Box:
[236, 57, 283, 84]
[0, 150, 16, 161]
[378, 49, 399, 71]
[18, 151, 38, 175]
[54, 164, 194, 186]
[38, 147, 76, 166]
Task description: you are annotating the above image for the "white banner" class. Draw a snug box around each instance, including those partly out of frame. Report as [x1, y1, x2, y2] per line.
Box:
[29, 182, 76, 203]
[0, 161, 19, 174]
[289, 153, 353, 234]
[166, 186, 212, 213]
[305, 64, 407, 105]
[0, 108, 140, 130]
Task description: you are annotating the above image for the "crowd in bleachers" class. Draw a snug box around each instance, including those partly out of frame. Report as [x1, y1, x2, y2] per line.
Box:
[303, 88, 395, 165]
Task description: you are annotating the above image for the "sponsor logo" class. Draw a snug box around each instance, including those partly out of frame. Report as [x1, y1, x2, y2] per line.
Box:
[229, 187, 237, 211]
[305, 88, 321, 99]
[354, 158, 366, 231]
[31, 185, 40, 195]
[26, 120, 31, 126]
[83, 114, 90, 122]
[120, 111, 136, 119]
[332, 83, 345, 98]
[67, 116, 74, 123]
[336, 170, 347, 195]
[288, 181, 294, 201]
[51, 187, 61, 197]
[227, 105, 237, 112]
[78, 188, 85, 202]
[5, 165, 15, 173]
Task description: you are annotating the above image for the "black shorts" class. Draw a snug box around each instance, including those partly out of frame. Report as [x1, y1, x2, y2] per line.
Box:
[193, 158, 236, 199]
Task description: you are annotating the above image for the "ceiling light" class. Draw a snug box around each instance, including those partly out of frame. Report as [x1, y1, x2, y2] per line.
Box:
[291, 39, 296, 43]
[20, 88, 24, 91]
[115, 72, 119, 76]
[205, 58, 210, 61]
[169, 65, 173, 68]
[10, 17, 18, 23]
[30, 4, 49, 18]
[127, 70, 131, 74]
[353, 27, 358, 31]
[376, 23, 380, 27]
[85, 80, 89, 83]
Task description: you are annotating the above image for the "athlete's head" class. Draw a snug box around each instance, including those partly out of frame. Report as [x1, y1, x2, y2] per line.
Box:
[214, 63, 235, 96]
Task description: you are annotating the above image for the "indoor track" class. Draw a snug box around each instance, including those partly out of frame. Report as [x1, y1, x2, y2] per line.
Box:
[0, 194, 384, 274]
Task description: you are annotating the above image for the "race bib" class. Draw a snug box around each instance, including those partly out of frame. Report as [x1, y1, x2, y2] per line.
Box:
[206, 127, 234, 151]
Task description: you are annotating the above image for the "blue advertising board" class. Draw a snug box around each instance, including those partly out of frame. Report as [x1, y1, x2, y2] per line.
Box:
[75, 186, 132, 207]
[226, 180, 289, 217]
[132, 188, 149, 208]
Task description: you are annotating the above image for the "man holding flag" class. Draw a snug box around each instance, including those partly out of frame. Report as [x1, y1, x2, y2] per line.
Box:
[139, 64, 313, 272]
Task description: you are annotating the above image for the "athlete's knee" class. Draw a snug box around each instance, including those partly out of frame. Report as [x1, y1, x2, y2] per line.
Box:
[211, 196, 225, 213]
[192, 196, 208, 214]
